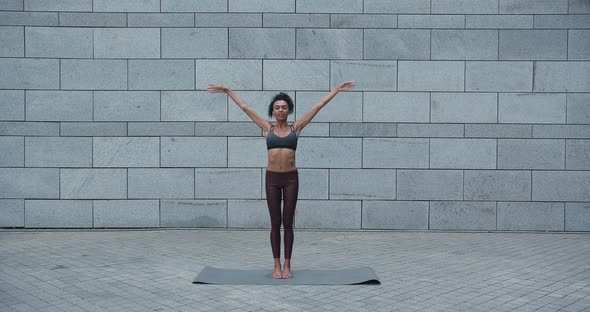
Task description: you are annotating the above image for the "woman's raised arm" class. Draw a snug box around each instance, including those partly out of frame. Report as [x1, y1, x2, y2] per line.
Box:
[207, 84, 271, 131]
[293, 81, 356, 134]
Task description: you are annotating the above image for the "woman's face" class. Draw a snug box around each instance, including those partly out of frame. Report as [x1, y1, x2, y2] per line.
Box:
[272, 100, 290, 121]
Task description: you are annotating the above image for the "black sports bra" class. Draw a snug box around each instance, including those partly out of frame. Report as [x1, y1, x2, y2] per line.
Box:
[266, 125, 298, 151]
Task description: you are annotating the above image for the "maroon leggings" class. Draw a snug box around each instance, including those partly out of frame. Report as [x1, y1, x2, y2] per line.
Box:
[265, 169, 299, 259]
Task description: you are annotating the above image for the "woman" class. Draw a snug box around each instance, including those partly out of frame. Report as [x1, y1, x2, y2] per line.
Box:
[207, 81, 356, 279]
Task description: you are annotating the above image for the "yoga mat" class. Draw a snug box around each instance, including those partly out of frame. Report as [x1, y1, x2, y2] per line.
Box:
[192, 266, 380, 285]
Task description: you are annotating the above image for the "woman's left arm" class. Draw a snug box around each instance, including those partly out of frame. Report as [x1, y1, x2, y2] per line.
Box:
[293, 81, 356, 134]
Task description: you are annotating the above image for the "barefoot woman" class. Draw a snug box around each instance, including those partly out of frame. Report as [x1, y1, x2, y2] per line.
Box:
[207, 81, 356, 279]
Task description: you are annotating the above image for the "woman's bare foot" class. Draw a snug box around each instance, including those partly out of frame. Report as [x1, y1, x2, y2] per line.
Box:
[282, 259, 292, 279]
[272, 258, 283, 279]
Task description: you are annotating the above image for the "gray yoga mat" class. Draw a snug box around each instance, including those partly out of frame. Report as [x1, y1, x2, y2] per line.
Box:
[193, 266, 380, 285]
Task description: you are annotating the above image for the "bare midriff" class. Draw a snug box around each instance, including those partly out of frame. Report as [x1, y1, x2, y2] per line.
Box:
[267, 148, 296, 172]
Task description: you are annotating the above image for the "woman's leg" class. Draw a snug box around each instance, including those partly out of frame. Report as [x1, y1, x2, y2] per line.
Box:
[265, 171, 283, 278]
[281, 171, 299, 278]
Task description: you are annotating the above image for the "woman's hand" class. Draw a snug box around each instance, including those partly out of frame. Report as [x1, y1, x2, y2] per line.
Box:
[207, 83, 228, 93]
[334, 81, 356, 92]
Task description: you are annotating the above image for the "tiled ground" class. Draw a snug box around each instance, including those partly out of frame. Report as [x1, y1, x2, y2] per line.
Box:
[1, 229, 589, 312]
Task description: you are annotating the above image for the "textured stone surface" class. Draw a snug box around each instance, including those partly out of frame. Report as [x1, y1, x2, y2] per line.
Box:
[362, 200, 429, 229]
[430, 201, 496, 230]
[464, 170, 531, 201]
[497, 202, 564, 231]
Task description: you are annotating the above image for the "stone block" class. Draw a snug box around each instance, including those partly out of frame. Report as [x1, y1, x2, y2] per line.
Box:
[534, 15, 590, 28]
[364, 29, 429, 60]
[0, 0, 22, 10]
[499, 30, 567, 60]
[0, 199, 24, 227]
[263, 60, 329, 90]
[465, 170, 531, 201]
[432, 30, 498, 60]
[295, 92, 362, 122]
[331, 61, 397, 91]
[534, 62, 590, 92]
[26, 91, 92, 121]
[162, 91, 226, 121]
[297, 138, 362, 168]
[129, 168, 194, 199]
[127, 13, 193, 27]
[0, 26, 23, 57]
[569, 0, 590, 13]
[330, 123, 397, 137]
[566, 140, 590, 170]
[61, 59, 126, 90]
[93, 200, 159, 228]
[94, 28, 159, 58]
[397, 169, 463, 200]
[498, 139, 565, 169]
[430, 138, 497, 169]
[465, 124, 532, 138]
[398, 61, 464, 91]
[0, 90, 24, 121]
[296, 0, 362, 13]
[499, 0, 568, 14]
[160, 200, 227, 227]
[431, 92, 497, 123]
[129, 122, 194, 136]
[299, 123, 329, 137]
[196, 60, 262, 90]
[568, 30, 590, 60]
[466, 14, 533, 29]
[161, 0, 227, 12]
[229, 0, 294, 12]
[297, 29, 362, 59]
[227, 91, 295, 122]
[162, 28, 228, 58]
[363, 138, 429, 169]
[60, 169, 126, 199]
[397, 123, 464, 137]
[94, 137, 159, 167]
[60, 122, 127, 136]
[295, 200, 361, 229]
[533, 171, 590, 201]
[230, 28, 295, 59]
[93, 0, 160, 11]
[161, 137, 227, 167]
[432, 0, 498, 13]
[0, 136, 23, 167]
[497, 202, 564, 231]
[227, 137, 266, 167]
[430, 201, 496, 230]
[59, 13, 126, 27]
[196, 13, 261, 27]
[398, 15, 464, 28]
[0, 58, 58, 89]
[227, 200, 269, 228]
[94, 91, 159, 122]
[364, 0, 430, 13]
[25, 0, 92, 11]
[25, 137, 92, 167]
[466, 61, 532, 92]
[129, 60, 194, 90]
[330, 169, 396, 200]
[26, 27, 92, 58]
[194, 122, 261, 137]
[565, 203, 590, 231]
[363, 92, 430, 122]
[533, 125, 590, 139]
[331, 14, 396, 28]
[264, 13, 328, 28]
[0, 12, 58, 26]
[0, 122, 59, 136]
[499, 93, 566, 124]
[362, 200, 429, 230]
[195, 168, 261, 199]
[0, 168, 59, 199]
[25, 200, 92, 228]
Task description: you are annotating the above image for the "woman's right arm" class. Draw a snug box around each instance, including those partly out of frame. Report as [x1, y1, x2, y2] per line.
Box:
[207, 84, 271, 132]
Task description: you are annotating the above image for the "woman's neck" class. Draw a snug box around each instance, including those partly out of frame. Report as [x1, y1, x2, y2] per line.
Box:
[274, 120, 288, 128]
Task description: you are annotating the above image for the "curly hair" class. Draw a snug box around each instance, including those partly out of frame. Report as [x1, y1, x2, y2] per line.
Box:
[268, 92, 294, 118]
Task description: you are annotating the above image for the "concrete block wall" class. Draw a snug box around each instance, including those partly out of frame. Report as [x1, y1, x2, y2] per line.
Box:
[0, 0, 589, 231]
